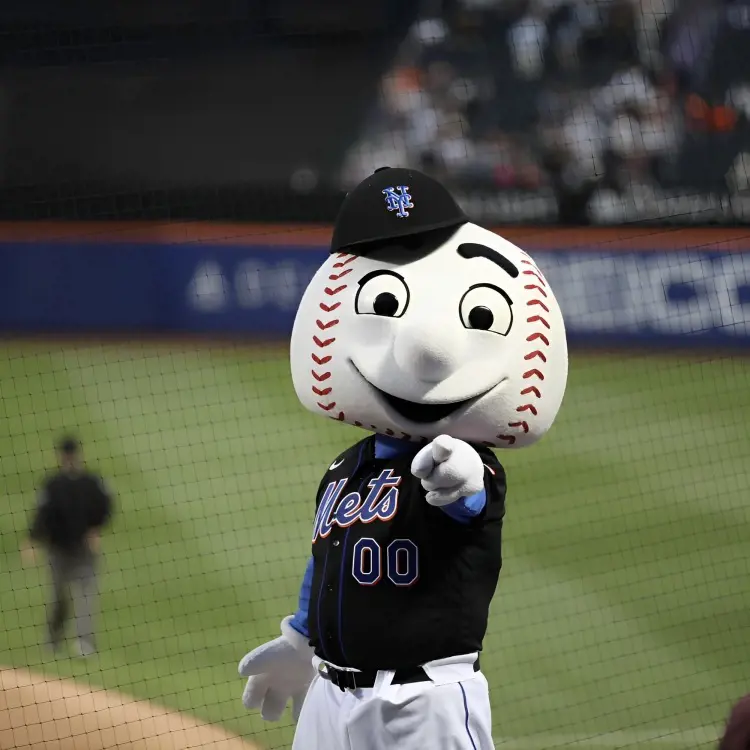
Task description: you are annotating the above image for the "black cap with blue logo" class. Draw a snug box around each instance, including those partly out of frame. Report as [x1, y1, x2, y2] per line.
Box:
[329, 167, 469, 255]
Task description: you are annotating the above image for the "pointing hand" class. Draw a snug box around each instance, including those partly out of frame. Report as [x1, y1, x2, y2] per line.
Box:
[411, 435, 484, 506]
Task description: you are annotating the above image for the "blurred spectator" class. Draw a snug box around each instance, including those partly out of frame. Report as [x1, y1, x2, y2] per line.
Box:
[22, 436, 114, 658]
[509, 2, 551, 80]
[636, 0, 677, 71]
[662, 0, 723, 97]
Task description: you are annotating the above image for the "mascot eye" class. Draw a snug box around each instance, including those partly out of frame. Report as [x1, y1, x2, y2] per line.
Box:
[459, 284, 513, 336]
[355, 271, 410, 318]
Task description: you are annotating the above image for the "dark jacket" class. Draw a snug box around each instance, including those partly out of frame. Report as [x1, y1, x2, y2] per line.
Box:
[29, 470, 113, 553]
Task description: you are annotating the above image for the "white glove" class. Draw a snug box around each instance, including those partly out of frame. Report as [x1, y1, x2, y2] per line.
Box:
[411, 434, 485, 507]
[238, 615, 316, 722]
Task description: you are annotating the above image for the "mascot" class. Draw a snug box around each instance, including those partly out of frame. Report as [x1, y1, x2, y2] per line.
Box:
[238, 168, 568, 749]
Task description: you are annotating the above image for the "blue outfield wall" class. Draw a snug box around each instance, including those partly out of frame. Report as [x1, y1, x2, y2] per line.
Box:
[0, 239, 748, 346]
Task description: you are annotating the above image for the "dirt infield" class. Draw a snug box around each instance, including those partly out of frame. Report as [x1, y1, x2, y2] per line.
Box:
[0, 668, 263, 750]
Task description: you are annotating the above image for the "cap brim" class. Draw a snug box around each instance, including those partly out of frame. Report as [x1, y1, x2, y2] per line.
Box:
[331, 216, 468, 255]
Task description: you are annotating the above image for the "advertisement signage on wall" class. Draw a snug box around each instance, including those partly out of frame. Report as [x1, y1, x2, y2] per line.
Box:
[0, 225, 747, 346]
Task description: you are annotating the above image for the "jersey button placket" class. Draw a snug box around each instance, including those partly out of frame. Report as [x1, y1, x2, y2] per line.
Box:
[329, 539, 340, 589]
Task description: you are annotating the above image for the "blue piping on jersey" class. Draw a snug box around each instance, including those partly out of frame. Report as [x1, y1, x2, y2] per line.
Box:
[337, 526, 353, 663]
[336, 441, 367, 664]
[459, 682, 478, 750]
[314, 550, 330, 657]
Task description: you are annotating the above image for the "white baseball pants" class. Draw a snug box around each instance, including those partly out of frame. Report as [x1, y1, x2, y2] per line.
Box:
[292, 653, 494, 750]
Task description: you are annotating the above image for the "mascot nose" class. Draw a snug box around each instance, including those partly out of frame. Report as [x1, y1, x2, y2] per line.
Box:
[393, 322, 463, 383]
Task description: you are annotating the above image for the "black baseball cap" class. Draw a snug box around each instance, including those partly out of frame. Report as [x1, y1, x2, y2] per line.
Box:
[330, 167, 469, 255]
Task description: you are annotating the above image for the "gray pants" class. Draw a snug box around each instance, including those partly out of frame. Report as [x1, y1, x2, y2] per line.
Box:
[47, 547, 98, 648]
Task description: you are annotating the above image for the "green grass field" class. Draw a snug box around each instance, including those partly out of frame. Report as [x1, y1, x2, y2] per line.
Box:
[1, 341, 749, 749]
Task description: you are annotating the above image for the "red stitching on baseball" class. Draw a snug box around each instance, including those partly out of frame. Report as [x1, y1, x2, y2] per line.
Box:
[524, 350, 547, 362]
[313, 335, 335, 347]
[522, 270, 546, 286]
[313, 255, 356, 420]
[527, 315, 550, 329]
[316, 319, 339, 330]
[401, 433, 412, 440]
[385, 429, 394, 436]
[333, 257, 357, 268]
[354, 421, 363, 427]
[527, 299, 550, 313]
[329, 269, 353, 281]
[524, 284, 548, 298]
[504, 259, 551, 445]
[527, 332, 549, 346]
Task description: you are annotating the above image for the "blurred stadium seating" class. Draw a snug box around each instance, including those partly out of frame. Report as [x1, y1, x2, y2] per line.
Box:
[0, 0, 748, 224]
[341, 0, 750, 224]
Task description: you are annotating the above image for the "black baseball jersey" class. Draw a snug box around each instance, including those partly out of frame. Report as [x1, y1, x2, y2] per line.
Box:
[307, 435, 506, 671]
[30, 470, 113, 553]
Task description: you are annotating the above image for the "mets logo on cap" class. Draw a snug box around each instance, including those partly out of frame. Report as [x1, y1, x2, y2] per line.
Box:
[382, 186, 414, 218]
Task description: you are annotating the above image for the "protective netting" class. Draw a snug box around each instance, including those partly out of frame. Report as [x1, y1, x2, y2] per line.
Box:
[1, 3, 749, 750]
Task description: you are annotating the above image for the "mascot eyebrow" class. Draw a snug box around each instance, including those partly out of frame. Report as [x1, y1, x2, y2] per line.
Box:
[457, 243, 519, 279]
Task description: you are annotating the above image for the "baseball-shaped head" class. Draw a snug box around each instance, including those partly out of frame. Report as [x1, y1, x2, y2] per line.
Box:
[290, 168, 568, 448]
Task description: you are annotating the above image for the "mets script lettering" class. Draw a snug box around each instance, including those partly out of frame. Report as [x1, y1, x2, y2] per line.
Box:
[382, 186, 414, 218]
[312, 469, 401, 543]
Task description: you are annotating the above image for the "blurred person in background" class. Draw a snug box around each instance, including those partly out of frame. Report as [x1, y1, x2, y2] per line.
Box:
[636, 0, 677, 72]
[587, 67, 682, 220]
[661, 0, 724, 98]
[21, 435, 114, 657]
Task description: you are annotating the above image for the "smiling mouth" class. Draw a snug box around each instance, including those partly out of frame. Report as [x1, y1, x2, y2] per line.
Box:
[373, 388, 476, 423]
[349, 360, 490, 424]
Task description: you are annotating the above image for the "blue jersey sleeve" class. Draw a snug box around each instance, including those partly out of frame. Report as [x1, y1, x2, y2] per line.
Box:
[438, 488, 487, 524]
[288, 556, 314, 638]
[439, 455, 504, 524]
